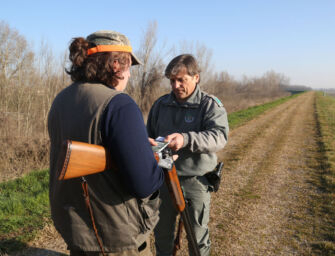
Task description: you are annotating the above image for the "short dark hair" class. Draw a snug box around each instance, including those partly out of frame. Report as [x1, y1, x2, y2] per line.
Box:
[165, 54, 201, 79]
[66, 37, 131, 87]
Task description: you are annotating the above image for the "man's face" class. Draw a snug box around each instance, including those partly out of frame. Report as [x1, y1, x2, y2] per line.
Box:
[169, 68, 199, 102]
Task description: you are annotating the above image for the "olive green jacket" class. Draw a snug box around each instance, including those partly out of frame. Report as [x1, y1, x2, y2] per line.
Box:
[147, 85, 229, 176]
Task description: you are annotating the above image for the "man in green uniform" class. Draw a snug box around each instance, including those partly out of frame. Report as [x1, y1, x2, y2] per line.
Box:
[147, 54, 229, 256]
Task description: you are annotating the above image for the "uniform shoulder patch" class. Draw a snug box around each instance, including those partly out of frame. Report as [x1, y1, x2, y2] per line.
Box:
[207, 95, 223, 107]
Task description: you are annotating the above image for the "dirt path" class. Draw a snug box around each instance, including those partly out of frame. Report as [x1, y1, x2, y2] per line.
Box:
[208, 91, 322, 255]
[12, 92, 323, 256]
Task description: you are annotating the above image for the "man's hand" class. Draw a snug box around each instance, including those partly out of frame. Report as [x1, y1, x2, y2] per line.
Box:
[148, 137, 158, 146]
[165, 133, 184, 152]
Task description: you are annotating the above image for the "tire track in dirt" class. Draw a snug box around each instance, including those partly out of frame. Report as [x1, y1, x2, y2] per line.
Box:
[209, 92, 320, 255]
[217, 96, 301, 200]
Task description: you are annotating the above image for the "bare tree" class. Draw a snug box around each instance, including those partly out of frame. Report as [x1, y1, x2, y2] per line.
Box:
[0, 21, 70, 178]
[0, 21, 35, 137]
[127, 21, 167, 114]
[0, 21, 34, 87]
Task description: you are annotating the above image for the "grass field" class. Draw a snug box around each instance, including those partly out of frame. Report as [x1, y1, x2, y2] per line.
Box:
[228, 93, 300, 129]
[0, 170, 50, 253]
[314, 92, 335, 253]
[2, 92, 334, 255]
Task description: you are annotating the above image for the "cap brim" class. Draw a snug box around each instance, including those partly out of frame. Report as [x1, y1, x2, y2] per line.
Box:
[131, 53, 142, 66]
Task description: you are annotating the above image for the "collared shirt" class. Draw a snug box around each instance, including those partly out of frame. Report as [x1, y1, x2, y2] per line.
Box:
[147, 85, 229, 176]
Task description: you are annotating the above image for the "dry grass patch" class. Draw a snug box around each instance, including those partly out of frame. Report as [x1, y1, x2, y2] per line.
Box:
[0, 137, 49, 182]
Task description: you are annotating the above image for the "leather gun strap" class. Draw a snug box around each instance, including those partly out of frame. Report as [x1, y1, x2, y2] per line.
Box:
[81, 178, 106, 256]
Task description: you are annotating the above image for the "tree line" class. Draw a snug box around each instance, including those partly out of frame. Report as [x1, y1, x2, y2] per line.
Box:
[0, 20, 299, 179]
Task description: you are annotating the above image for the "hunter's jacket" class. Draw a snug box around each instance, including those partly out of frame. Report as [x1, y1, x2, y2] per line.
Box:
[48, 82, 160, 252]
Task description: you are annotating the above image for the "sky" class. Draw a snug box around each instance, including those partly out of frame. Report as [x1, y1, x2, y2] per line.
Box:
[1, 0, 334, 89]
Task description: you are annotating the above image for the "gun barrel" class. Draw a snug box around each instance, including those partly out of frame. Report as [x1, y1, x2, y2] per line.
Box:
[181, 206, 201, 256]
[163, 164, 200, 255]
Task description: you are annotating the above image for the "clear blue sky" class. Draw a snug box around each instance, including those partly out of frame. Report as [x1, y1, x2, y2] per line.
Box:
[2, 0, 334, 89]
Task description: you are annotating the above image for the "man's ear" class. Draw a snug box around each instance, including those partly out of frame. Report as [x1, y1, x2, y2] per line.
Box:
[194, 74, 200, 83]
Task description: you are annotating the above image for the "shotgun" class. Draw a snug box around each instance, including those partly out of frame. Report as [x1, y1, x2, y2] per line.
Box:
[58, 140, 201, 256]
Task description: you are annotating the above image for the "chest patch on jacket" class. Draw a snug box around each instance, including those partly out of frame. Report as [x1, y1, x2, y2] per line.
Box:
[185, 114, 195, 123]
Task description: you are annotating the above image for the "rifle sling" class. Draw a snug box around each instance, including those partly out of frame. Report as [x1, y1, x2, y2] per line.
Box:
[81, 177, 107, 256]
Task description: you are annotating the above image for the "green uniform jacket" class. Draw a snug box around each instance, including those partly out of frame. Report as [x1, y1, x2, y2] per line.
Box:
[147, 85, 229, 176]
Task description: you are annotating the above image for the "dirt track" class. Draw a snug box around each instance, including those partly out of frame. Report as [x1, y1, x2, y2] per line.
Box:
[13, 92, 323, 256]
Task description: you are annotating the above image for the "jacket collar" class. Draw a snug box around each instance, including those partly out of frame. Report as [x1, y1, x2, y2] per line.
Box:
[164, 85, 202, 107]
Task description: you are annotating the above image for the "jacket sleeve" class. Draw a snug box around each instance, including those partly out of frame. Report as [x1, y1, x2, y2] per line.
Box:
[182, 98, 229, 153]
[102, 94, 164, 198]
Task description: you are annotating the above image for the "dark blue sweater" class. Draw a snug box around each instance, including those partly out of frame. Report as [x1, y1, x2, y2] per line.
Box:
[101, 93, 164, 198]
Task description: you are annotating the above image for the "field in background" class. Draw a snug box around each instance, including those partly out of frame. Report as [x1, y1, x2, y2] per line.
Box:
[0, 94, 303, 255]
[2, 92, 334, 255]
[1, 92, 334, 256]
[228, 93, 299, 129]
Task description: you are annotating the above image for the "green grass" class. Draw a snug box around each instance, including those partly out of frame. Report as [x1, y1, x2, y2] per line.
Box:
[313, 92, 335, 254]
[0, 169, 50, 253]
[316, 93, 335, 170]
[228, 93, 301, 129]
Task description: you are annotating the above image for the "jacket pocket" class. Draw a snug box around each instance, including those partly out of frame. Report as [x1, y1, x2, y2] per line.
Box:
[138, 190, 161, 232]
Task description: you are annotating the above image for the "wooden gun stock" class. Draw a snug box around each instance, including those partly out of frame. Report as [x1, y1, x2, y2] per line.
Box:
[164, 165, 185, 212]
[58, 140, 108, 180]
